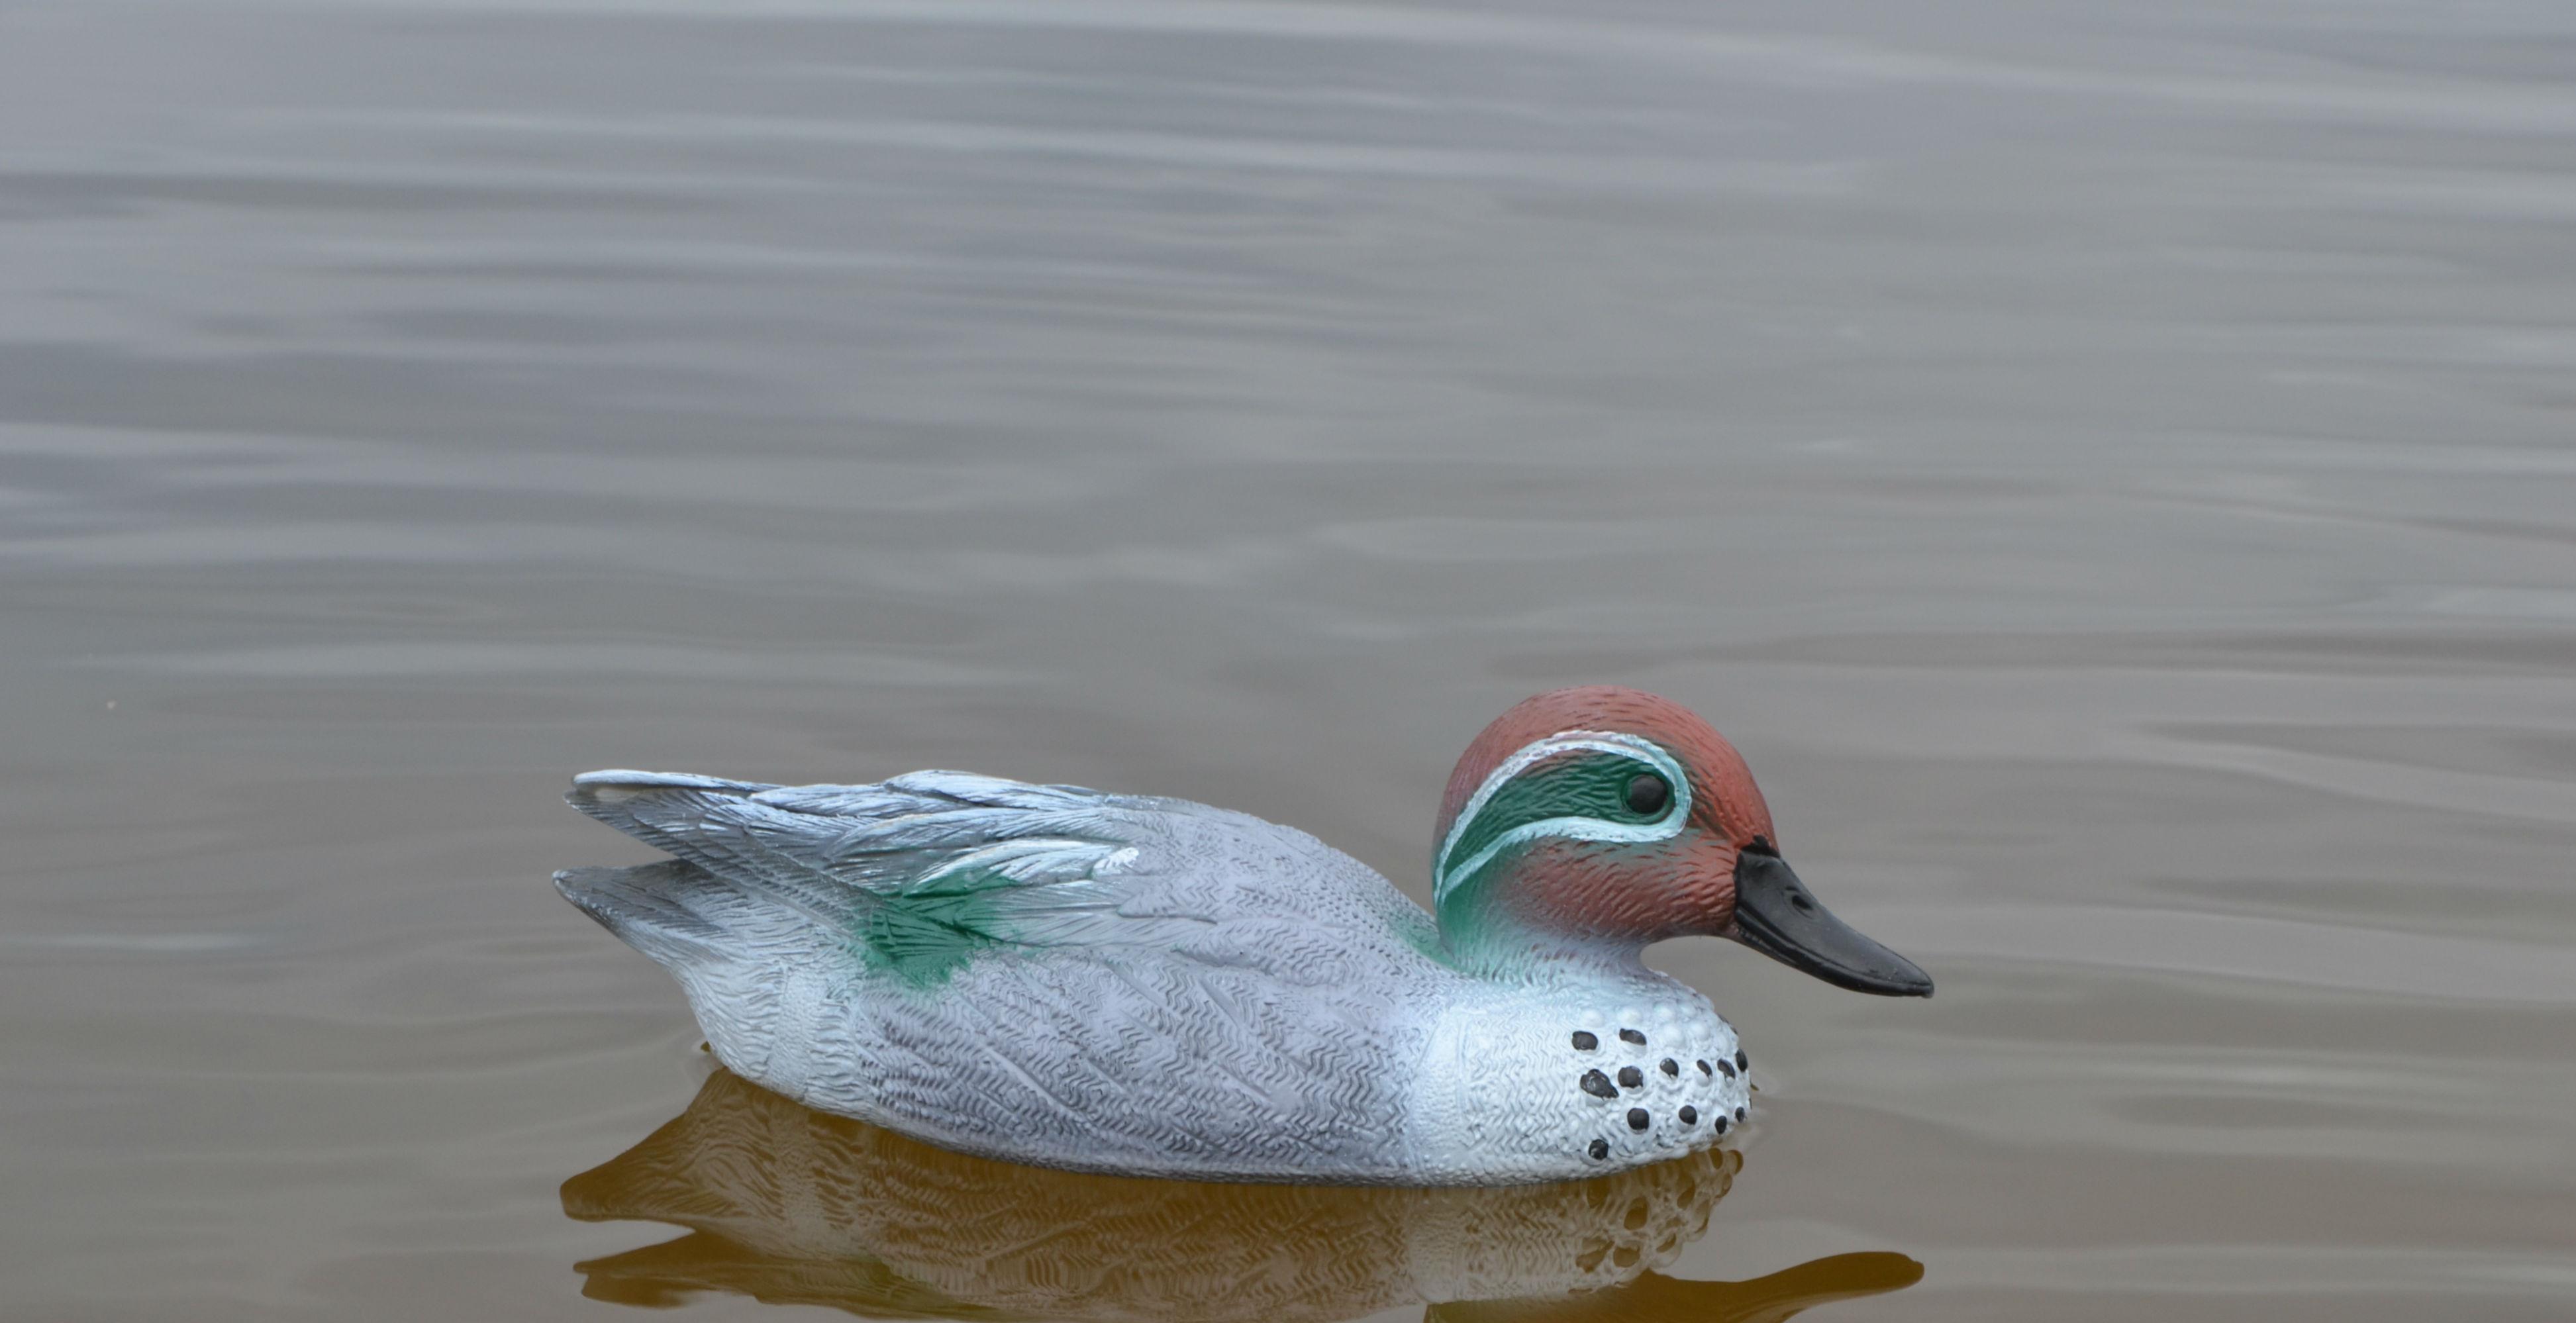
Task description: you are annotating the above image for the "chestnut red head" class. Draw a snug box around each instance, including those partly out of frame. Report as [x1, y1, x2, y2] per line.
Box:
[1433, 686, 1930, 995]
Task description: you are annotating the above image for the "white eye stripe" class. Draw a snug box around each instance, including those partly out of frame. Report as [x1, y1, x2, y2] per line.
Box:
[1434, 731, 1691, 906]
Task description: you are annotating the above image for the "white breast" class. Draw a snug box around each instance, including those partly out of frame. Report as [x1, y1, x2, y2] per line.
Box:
[1404, 971, 1748, 1183]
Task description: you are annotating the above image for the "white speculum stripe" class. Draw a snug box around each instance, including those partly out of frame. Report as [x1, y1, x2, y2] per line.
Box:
[1434, 732, 1691, 906]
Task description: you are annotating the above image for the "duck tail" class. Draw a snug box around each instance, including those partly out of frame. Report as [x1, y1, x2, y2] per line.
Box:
[563, 769, 885, 934]
[565, 769, 780, 854]
[554, 860, 768, 974]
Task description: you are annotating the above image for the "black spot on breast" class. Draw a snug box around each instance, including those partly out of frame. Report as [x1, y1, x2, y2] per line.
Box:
[1714, 1115, 1728, 1134]
[1616, 1065, 1643, 1089]
[1735, 1106, 1747, 1122]
[1571, 1030, 1598, 1051]
[1715, 1058, 1736, 1080]
[1736, 1048, 1748, 1071]
[1620, 1028, 1647, 1046]
[1588, 1138, 1609, 1161]
[1696, 1059, 1712, 1076]
[1580, 1069, 1617, 1099]
[1678, 1105, 1698, 1126]
[1626, 1107, 1650, 1131]
[1659, 1058, 1679, 1077]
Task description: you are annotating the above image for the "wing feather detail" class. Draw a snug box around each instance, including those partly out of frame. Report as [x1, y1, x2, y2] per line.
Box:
[566, 765, 1448, 1177]
[566, 767, 1431, 971]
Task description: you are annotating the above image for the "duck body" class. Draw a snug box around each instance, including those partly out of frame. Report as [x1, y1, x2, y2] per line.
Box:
[558, 687, 1926, 1186]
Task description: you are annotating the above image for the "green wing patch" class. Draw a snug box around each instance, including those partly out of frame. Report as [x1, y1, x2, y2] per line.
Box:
[856, 865, 1022, 987]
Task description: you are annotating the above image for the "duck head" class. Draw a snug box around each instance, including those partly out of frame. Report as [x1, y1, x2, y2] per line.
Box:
[1434, 685, 1932, 995]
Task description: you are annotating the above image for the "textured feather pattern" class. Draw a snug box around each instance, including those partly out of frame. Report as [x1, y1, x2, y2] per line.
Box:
[558, 769, 1746, 1184]
[562, 769, 1458, 1180]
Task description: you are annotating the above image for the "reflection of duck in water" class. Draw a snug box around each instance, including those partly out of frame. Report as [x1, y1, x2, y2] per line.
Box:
[564, 1069, 1921, 1323]
[558, 686, 1931, 1185]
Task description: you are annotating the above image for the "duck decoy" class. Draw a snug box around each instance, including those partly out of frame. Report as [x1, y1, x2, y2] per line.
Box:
[557, 685, 1931, 1185]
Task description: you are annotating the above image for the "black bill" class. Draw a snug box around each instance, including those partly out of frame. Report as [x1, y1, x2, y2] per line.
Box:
[1732, 847, 1934, 997]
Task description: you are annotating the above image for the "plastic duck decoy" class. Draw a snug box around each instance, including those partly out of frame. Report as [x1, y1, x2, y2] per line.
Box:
[564, 1067, 1925, 1322]
[558, 685, 1932, 1185]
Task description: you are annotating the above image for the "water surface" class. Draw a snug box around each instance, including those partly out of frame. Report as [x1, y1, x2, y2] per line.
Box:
[5, 1, 2575, 1320]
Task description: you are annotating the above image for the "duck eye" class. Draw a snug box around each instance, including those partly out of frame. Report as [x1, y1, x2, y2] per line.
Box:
[1623, 773, 1669, 816]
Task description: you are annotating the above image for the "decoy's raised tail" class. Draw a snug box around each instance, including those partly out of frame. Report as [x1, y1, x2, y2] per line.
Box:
[556, 685, 1931, 1186]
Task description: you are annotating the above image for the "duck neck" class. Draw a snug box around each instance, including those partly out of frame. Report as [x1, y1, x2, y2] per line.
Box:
[1434, 847, 1673, 985]
[1435, 899, 1655, 985]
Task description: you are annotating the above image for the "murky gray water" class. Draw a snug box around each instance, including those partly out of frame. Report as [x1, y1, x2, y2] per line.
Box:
[7, 1, 2575, 1319]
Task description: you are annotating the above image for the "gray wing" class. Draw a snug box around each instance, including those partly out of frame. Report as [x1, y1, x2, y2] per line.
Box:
[566, 769, 1450, 1179]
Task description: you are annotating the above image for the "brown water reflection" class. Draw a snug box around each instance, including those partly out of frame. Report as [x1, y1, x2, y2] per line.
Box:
[566, 1070, 1920, 1322]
